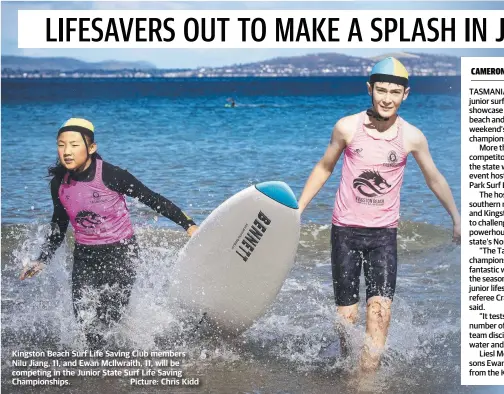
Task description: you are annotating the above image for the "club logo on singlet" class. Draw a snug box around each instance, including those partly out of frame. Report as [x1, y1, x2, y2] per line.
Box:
[91, 191, 108, 204]
[353, 148, 363, 157]
[384, 150, 401, 167]
[75, 211, 106, 228]
[353, 170, 391, 203]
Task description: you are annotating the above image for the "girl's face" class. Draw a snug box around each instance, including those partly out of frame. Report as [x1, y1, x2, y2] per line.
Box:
[57, 131, 96, 171]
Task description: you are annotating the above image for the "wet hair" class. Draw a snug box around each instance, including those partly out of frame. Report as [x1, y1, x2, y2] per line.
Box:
[47, 134, 101, 180]
[370, 82, 406, 93]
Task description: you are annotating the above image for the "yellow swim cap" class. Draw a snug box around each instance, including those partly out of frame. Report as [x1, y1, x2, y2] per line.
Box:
[58, 118, 95, 141]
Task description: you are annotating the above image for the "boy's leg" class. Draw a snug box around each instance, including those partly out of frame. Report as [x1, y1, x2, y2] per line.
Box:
[331, 226, 363, 357]
[360, 229, 397, 372]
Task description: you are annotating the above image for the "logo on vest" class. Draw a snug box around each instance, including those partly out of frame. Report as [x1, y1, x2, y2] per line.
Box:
[91, 191, 108, 204]
[75, 211, 106, 228]
[61, 190, 70, 201]
[353, 170, 391, 205]
[384, 150, 401, 167]
[352, 148, 363, 157]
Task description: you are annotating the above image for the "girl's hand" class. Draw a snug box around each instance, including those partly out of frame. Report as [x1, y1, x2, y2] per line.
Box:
[20, 261, 46, 280]
[187, 225, 199, 237]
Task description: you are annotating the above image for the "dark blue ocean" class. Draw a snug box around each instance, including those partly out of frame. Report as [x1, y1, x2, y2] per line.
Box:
[2, 77, 461, 228]
[0, 77, 490, 394]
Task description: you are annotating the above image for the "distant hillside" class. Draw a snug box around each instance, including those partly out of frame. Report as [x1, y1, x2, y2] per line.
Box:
[217, 52, 460, 76]
[1, 56, 155, 71]
[368, 52, 460, 74]
[1, 52, 460, 78]
[231, 53, 368, 69]
[370, 51, 422, 61]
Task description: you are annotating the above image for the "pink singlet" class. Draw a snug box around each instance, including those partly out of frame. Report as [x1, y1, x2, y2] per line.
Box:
[332, 112, 407, 228]
[59, 159, 134, 245]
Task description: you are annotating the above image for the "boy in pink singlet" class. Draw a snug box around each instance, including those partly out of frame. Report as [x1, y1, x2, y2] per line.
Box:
[298, 57, 461, 373]
[20, 118, 198, 349]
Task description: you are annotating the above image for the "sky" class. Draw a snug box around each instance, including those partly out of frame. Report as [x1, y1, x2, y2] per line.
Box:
[2, 1, 504, 69]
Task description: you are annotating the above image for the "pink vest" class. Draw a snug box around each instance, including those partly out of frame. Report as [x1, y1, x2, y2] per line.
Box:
[59, 159, 134, 245]
[332, 112, 407, 228]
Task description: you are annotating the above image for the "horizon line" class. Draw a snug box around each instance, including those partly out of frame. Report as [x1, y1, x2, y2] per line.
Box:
[1, 51, 462, 70]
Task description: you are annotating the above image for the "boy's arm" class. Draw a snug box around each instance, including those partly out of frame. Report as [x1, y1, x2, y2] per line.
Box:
[410, 129, 461, 243]
[298, 119, 349, 214]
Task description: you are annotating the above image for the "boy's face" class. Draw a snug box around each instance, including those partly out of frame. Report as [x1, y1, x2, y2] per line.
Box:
[367, 81, 410, 119]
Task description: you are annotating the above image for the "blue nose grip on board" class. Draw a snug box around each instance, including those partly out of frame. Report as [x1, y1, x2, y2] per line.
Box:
[255, 181, 299, 209]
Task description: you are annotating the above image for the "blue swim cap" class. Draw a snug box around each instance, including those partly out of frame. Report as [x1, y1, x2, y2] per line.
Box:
[369, 57, 409, 88]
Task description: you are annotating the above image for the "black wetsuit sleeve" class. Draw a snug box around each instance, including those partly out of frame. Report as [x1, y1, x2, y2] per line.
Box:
[102, 162, 196, 230]
[38, 177, 69, 263]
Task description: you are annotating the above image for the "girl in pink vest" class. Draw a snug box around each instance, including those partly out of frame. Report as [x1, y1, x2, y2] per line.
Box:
[21, 118, 198, 349]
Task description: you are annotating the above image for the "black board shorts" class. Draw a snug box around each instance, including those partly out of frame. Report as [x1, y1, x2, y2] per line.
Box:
[331, 225, 397, 306]
[71, 236, 138, 348]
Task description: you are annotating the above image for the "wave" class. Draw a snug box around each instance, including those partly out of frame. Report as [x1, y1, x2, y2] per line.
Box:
[1, 219, 461, 394]
[1, 219, 452, 260]
[299, 220, 451, 255]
